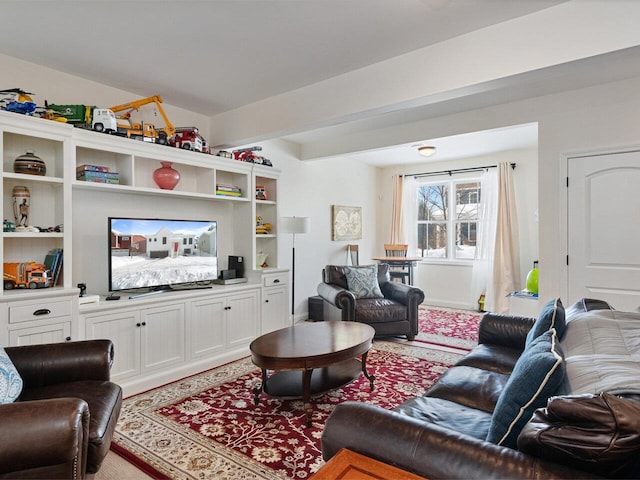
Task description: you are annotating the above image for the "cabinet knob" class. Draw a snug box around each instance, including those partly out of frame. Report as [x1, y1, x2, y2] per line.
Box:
[136, 323, 141, 327]
[273, 279, 280, 284]
[265, 299, 269, 303]
[142, 321, 147, 326]
[33, 308, 51, 316]
[65, 336, 71, 342]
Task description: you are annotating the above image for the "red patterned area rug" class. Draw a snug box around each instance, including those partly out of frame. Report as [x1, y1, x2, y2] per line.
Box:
[112, 341, 462, 479]
[414, 305, 483, 351]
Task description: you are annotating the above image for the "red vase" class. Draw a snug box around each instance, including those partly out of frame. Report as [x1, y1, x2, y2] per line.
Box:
[153, 161, 180, 190]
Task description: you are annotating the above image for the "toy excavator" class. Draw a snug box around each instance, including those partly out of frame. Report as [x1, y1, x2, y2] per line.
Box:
[109, 95, 176, 144]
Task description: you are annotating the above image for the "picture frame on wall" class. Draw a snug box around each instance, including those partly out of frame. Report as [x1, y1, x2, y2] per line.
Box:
[332, 205, 362, 241]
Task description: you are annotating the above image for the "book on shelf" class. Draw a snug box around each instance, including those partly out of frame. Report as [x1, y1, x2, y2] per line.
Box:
[77, 171, 120, 179]
[44, 248, 63, 286]
[76, 164, 110, 173]
[215, 190, 242, 197]
[216, 183, 241, 193]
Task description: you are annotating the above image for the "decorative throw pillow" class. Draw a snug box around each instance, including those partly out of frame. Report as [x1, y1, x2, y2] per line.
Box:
[525, 298, 566, 347]
[0, 347, 23, 404]
[343, 265, 384, 299]
[486, 329, 565, 449]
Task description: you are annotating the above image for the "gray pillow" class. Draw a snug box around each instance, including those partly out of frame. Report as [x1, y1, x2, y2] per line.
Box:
[343, 265, 384, 299]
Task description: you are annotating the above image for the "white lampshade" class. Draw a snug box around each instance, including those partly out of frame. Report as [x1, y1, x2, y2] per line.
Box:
[280, 216, 311, 234]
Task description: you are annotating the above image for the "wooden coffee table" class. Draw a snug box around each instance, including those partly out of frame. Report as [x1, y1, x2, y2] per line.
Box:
[250, 321, 376, 427]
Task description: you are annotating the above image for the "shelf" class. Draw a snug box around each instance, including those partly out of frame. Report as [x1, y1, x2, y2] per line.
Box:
[3, 232, 63, 238]
[3, 172, 64, 184]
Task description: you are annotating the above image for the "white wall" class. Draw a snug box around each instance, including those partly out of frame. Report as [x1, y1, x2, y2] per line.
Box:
[255, 140, 378, 319]
[376, 148, 538, 309]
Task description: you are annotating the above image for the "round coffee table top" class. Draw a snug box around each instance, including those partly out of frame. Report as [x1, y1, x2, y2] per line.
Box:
[250, 321, 375, 371]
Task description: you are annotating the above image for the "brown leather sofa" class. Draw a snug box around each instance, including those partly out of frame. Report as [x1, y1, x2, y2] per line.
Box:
[322, 298, 640, 479]
[0, 340, 122, 479]
[317, 264, 424, 341]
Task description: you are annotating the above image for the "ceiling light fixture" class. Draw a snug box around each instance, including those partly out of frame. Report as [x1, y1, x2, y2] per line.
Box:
[418, 146, 436, 157]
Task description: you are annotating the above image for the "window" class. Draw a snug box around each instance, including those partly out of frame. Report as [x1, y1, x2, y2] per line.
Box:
[415, 180, 480, 260]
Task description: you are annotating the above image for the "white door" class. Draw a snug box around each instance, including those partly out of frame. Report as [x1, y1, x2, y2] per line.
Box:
[568, 150, 640, 311]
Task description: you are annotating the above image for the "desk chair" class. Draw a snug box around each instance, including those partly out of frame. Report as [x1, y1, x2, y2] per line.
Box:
[384, 243, 410, 284]
[347, 244, 359, 266]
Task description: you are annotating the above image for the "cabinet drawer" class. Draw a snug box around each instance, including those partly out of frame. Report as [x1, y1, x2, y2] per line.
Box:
[263, 272, 288, 287]
[9, 299, 73, 324]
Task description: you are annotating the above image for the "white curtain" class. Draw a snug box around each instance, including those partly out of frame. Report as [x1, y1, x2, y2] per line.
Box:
[472, 163, 520, 313]
[471, 168, 498, 310]
[389, 174, 405, 243]
[493, 162, 521, 312]
[402, 175, 418, 254]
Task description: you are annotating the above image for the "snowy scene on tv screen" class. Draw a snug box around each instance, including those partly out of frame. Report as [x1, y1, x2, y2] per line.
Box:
[109, 218, 217, 290]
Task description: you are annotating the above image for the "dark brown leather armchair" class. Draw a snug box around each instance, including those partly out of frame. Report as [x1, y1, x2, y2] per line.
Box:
[317, 264, 425, 340]
[0, 340, 122, 479]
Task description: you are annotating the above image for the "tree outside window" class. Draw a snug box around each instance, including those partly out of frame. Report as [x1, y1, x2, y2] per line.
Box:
[416, 180, 480, 260]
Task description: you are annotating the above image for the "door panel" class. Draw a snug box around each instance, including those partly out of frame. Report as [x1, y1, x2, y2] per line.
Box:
[568, 151, 640, 311]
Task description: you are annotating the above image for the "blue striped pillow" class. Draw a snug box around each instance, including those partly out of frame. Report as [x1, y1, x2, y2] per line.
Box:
[487, 329, 565, 448]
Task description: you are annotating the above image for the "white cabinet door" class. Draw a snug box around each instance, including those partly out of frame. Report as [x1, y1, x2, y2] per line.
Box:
[9, 321, 71, 346]
[140, 303, 185, 372]
[227, 290, 259, 348]
[85, 310, 141, 382]
[262, 286, 287, 333]
[190, 297, 226, 359]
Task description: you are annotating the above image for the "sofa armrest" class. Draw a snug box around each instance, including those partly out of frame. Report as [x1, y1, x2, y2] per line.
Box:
[322, 402, 595, 480]
[380, 281, 424, 307]
[317, 282, 356, 320]
[0, 398, 89, 479]
[6, 340, 115, 388]
[477, 313, 535, 350]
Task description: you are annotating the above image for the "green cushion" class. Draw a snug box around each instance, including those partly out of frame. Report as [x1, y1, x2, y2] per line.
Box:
[0, 347, 23, 404]
[487, 329, 565, 448]
[526, 298, 566, 347]
[343, 265, 384, 299]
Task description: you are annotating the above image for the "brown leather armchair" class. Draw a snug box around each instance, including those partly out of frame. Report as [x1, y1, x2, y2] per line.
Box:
[317, 264, 425, 340]
[0, 340, 122, 479]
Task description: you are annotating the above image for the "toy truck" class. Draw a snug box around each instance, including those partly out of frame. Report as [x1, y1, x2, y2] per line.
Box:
[109, 95, 175, 145]
[170, 127, 203, 151]
[3, 262, 52, 290]
[45, 104, 118, 133]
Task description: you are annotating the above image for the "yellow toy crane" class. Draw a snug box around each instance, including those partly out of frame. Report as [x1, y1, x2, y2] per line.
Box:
[109, 95, 176, 145]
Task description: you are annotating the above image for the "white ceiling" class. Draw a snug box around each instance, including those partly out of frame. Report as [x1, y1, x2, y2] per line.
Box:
[0, 0, 585, 166]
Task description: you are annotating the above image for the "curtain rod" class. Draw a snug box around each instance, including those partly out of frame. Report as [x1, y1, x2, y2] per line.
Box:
[406, 162, 516, 179]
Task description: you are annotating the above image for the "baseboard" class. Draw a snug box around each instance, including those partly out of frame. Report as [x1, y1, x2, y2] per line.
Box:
[423, 300, 477, 311]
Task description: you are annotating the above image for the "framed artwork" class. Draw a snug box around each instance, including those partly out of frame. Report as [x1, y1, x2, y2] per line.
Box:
[332, 205, 362, 241]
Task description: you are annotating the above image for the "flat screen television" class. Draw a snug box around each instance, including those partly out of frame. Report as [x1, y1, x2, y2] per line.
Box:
[108, 217, 218, 294]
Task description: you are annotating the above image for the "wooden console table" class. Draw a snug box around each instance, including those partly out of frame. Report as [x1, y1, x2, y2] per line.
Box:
[311, 448, 427, 480]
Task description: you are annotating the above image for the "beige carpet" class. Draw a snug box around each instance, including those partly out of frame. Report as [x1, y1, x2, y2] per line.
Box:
[94, 451, 153, 480]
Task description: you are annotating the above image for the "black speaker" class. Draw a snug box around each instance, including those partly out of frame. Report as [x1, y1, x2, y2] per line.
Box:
[308, 296, 324, 321]
[228, 255, 245, 278]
